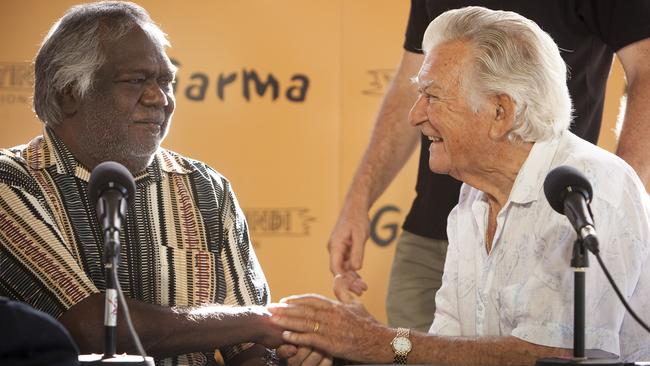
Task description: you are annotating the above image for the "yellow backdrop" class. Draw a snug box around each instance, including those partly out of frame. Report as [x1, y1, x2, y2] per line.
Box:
[0, 0, 623, 323]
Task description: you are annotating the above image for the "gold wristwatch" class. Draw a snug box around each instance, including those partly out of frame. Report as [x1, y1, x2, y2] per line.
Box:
[390, 327, 412, 364]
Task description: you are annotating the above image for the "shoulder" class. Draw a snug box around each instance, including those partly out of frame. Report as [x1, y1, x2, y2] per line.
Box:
[157, 148, 232, 190]
[0, 142, 39, 190]
[554, 133, 645, 209]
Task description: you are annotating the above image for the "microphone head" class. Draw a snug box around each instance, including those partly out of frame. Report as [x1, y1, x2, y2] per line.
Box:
[543, 165, 593, 214]
[88, 161, 136, 206]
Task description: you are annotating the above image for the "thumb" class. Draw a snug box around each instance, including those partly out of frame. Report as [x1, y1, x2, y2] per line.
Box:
[333, 273, 362, 304]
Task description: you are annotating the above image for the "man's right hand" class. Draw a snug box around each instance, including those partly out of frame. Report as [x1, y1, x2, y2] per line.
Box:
[327, 202, 371, 276]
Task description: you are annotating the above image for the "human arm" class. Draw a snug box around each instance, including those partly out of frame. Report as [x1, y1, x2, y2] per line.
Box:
[615, 37, 650, 189]
[269, 295, 570, 366]
[328, 50, 424, 275]
[58, 295, 283, 361]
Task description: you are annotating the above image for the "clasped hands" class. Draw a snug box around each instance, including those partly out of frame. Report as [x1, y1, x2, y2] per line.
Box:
[269, 272, 382, 366]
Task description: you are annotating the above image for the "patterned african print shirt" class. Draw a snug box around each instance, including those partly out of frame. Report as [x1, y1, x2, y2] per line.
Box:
[0, 128, 270, 366]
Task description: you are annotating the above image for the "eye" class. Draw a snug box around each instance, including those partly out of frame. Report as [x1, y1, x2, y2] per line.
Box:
[426, 94, 439, 103]
[158, 77, 175, 90]
[126, 77, 146, 85]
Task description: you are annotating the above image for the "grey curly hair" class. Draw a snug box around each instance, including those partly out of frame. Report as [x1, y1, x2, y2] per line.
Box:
[33, 1, 171, 126]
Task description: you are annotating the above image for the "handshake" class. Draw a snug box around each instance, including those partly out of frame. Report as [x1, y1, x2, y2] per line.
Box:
[265, 272, 388, 366]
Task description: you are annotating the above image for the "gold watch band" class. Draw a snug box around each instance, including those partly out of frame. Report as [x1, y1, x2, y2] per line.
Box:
[393, 327, 411, 364]
[394, 353, 408, 364]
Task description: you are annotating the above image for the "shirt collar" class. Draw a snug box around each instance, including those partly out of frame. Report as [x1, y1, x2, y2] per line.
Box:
[507, 131, 564, 204]
[24, 128, 194, 182]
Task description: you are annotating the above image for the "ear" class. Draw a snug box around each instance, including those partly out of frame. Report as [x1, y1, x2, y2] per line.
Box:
[59, 85, 79, 116]
[488, 94, 515, 140]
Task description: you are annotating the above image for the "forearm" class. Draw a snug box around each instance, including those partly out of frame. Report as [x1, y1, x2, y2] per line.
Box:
[59, 293, 272, 358]
[615, 37, 650, 189]
[615, 73, 650, 188]
[406, 333, 570, 366]
[343, 51, 423, 211]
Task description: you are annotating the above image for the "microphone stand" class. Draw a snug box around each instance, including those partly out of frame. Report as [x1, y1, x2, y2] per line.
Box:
[103, 223, 120, 359]
[535, 238, 620, 366]
[79, 190, 153, 365]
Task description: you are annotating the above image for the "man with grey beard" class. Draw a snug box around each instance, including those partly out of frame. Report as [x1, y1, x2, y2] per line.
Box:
[0, 2, 284, 365]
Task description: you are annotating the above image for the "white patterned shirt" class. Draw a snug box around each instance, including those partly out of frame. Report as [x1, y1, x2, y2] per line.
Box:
[430, 131, 650, 361]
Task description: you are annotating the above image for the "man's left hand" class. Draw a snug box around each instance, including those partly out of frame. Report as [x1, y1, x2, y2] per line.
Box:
[269, 295, 392, 363]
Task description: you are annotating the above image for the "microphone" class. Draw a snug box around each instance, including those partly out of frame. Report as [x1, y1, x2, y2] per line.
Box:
[543, 165, 599, 253]
[88, 161, 136, 238]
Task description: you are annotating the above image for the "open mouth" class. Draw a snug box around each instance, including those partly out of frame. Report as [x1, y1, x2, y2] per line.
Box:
[428, 136, 443, 142]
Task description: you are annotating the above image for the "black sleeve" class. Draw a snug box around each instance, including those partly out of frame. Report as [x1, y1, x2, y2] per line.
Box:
[404, 0, 431, 54]
[576, 0, 650, 51]
[404, 0, 499, 54]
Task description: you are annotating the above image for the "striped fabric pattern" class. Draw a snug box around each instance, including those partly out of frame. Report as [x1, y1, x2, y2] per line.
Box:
[0, 129, 270, 365]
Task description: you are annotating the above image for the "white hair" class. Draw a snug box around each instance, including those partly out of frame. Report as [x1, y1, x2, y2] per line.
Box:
[422, 6, 572, 142]
[33, 1, 171, 126]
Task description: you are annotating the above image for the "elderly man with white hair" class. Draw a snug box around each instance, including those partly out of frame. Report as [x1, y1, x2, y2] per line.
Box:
[270, 7, 650, 365]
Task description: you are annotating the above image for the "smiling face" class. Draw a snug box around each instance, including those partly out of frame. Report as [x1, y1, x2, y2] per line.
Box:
[408, 39, 495, 181]
[58, 25, 176, 174]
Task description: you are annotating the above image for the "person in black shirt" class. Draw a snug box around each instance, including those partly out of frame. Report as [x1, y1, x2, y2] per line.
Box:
[328, 0, 650, 332]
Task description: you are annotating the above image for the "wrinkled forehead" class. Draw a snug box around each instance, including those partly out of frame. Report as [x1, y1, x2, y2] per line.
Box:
[101, 26, 176, 73]
[417, 40, 473, 91]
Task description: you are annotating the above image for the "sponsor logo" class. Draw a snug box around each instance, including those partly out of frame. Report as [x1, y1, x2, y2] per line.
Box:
[0, 62, 33, 105]
[244, 207, 315, 236]
[369, 204, 401, 247]
[362, 68, 394, 96]
[171, 59, 310, 103]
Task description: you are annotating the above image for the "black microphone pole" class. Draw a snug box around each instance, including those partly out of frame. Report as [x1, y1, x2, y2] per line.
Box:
[99, 188, 127, 358]
[571, 237, 587, 360]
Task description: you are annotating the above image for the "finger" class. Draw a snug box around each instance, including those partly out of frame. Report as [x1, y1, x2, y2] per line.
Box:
[328, 240, 347, 275]
[328, 234, 351, 275]
[302, 350, 326, 366]
[282, 331, 329, 352]
[349, 231, 366, 271]
[318, 355, 333, 366]
[268, 302, 289, 311]
[286, 346, 312, 366]
[333, 274, 359, 304]
[272, 313, 321, 334]
[276, 344, 298, 359]
[349, 277, 368, 295]
[280, 294, 335, 309]
[269, 303, 318, 319]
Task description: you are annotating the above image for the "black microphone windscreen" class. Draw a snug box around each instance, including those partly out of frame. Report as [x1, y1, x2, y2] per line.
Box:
[88, 161, 136, 206]
[543, 165, 593, 214]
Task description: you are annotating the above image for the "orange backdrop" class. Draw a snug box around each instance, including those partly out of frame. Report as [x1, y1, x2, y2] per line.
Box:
[0, 0, 624, 323]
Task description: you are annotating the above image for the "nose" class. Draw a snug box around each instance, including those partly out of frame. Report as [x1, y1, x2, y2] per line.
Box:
[141, 80, 170, 108]
[408, 94, 428, 127]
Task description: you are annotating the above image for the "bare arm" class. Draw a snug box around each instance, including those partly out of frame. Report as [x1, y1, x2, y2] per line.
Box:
[270, 295, 570, 366]
[615, 37, 650, 189]
[328, 50, 424, 275]
[59, 293, 283, 362]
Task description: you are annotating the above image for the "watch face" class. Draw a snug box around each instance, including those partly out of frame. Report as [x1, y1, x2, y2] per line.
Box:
[393, 337, 412, 352]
